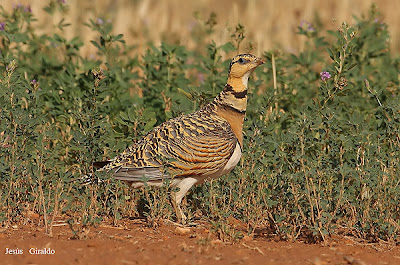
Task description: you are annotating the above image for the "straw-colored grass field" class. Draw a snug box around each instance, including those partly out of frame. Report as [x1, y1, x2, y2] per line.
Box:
[3, 0, 400, 56]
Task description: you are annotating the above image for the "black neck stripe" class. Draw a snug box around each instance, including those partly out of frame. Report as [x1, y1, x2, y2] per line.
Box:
[233, 90, 247, 98]
[223, 84, 247, 99]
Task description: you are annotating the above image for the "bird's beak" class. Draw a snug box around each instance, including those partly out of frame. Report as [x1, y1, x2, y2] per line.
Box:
[256, 57, 265, 65]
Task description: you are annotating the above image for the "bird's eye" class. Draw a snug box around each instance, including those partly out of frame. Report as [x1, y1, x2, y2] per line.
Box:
[237, 58, 247, 64]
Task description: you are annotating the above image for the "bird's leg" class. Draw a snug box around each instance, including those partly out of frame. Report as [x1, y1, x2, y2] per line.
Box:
[170, 177, 198, 225]
[171, 193, 186, 224]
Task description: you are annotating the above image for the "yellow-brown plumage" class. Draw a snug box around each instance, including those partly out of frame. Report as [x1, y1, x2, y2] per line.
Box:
[95, 54, 264, 224]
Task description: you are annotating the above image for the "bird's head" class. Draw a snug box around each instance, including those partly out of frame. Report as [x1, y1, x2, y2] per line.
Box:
[227, 54, 264, 90]
[228, 54, 264, 78]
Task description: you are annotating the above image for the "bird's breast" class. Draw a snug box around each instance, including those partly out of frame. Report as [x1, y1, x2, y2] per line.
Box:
[204, 142, 242, 181]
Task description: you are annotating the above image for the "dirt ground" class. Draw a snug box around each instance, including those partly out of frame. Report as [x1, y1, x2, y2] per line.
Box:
[1, 218, 399, 265]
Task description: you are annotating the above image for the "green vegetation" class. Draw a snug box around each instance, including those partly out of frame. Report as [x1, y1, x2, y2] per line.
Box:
[0, 3, 398, 242]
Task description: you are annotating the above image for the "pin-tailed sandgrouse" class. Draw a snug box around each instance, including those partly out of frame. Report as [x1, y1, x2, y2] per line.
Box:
[94, 54, 264, 224]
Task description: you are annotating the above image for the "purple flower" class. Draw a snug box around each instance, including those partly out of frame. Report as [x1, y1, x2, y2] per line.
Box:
[31, 79, 40, 90]
[320, 71, 331, 81]
[300, 20, 315, 32]
[24, 5, 32, 13]
[13, 3, 23, 9]
[13, 3, 31, 13]
[0, 22, 5, 31]
[59, 0, 67, 4]
[96, 18, 104, 25]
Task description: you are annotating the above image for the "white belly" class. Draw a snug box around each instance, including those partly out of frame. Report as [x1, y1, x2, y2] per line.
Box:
[206, 142, 242, 180]
[223, 142, 242, 172]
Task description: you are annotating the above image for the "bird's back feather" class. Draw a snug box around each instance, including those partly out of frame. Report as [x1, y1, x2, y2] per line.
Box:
[98, 103, 238, 181]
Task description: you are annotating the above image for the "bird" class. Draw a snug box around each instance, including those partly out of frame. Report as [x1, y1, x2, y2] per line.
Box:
[94, 54, 264, 224]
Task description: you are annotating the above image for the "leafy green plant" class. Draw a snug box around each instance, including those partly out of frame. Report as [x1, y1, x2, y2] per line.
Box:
[193, 4, 399, 242]
[0, 3, 398, 244]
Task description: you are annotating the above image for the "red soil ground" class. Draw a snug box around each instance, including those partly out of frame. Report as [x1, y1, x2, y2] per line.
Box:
[1, 218, 399, 265]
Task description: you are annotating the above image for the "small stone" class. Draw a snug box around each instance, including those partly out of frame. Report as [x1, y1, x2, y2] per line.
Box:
[343, 256, 366, 265]
[175, 227, 191, 235]
[242, 235, 253, 242]
[311, 257, 326, 265]
[211, 239, 223, 246]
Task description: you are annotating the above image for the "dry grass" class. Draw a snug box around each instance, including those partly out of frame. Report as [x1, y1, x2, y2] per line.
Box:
[3, 0, 400, 56]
